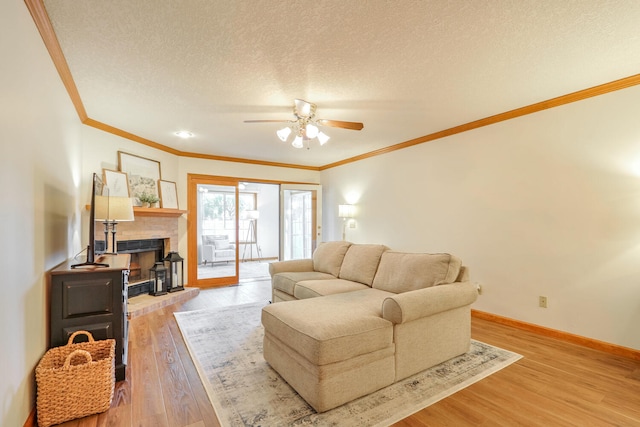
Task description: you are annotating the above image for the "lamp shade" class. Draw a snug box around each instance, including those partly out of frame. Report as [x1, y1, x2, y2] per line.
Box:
[245, 210, 260, 220]
[109, 197, 135, 221]
[292, 135, 304, 148]
[317, 131, 330, 145]
[305, 123, 319, 138]
[95, 196, 134, 221]
[94, 195, 110, 221]
[338, 204, 355, 218]
[276, 127, 292, 141]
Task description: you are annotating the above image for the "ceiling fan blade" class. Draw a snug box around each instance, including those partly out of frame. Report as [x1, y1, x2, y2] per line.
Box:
[244, 120, 292, 123]
[317, 119, 364, 131]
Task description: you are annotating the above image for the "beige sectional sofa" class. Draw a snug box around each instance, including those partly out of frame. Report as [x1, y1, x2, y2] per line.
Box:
[261, 241, 478, 412]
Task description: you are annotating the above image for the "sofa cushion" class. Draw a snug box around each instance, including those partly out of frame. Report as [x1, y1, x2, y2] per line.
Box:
[261, 289, 394, 366]
[372, 252, 462, 293]
[338, 244, 389, 286]
[273, 271, 336, 296]
[313, 241, 352, 277]
[294, 279, 370, 299]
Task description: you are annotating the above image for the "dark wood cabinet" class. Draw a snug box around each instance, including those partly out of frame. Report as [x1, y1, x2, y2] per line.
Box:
[50, 254, 130, 381]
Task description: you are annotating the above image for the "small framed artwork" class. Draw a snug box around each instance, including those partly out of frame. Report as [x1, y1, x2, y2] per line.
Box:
[159, 180, 178, 209]
[118, 151, 162, 205]
[102, 169, 130, 197]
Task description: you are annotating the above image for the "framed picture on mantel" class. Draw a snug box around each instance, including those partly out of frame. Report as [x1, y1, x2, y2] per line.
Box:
[159, 180, 178, 209]
[118, 151, 161, 206]
[102, 169, 130, 197]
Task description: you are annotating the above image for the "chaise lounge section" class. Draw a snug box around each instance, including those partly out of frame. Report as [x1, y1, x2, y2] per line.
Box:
[261, 241, 478, 412]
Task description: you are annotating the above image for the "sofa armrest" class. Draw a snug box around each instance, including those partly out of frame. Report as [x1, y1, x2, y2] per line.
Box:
[202, 244, 213, 261]
[268, 259, 314, 277]
[382, 281, 478, 324]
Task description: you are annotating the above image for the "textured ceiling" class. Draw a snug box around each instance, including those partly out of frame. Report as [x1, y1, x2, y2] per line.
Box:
[42, 0, 640, 168]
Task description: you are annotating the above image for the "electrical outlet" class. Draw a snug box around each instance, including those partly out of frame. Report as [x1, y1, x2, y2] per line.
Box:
[539, 296, 548, 308]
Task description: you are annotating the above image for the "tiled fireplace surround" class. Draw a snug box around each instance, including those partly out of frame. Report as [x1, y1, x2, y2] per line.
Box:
[113, 215, 179, 249]
[94, 214, 180, 293]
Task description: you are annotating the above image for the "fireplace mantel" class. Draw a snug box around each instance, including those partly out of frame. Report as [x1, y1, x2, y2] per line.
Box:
[86, 205, 187, 218]
[133, 207, 187, 218]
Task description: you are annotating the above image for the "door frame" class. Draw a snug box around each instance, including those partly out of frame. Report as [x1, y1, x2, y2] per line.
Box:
[187, 174, 240, 288]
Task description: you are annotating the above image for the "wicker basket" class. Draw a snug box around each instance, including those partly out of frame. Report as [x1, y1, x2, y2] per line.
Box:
[36, 331, 115, 427]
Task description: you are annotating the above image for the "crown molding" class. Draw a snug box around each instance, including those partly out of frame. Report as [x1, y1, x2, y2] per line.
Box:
[24, 0, 87, 121]
[320, 73, 640, 170]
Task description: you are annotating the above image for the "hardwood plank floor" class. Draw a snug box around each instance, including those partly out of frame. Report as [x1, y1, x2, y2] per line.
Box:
[56, 279, 640, 426]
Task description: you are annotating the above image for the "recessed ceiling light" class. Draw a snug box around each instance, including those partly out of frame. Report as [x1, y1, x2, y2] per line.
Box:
[174, 130, 194, 139]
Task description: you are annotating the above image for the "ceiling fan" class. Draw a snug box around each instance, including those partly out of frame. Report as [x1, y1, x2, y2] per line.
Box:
[244, 99, 364, 148]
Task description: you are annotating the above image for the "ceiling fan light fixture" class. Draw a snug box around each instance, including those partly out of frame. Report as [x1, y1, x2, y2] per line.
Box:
[247, 98, 363, 149]
[276, 126, 292, 141]
[292, 135, 304, 148]
[305, 123, 319, 138]
[317, 131, 330, 145]
[295, 99, 314, 117]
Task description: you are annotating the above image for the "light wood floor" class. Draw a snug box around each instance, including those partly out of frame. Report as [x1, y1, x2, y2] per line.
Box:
[55, 280, 640, 427]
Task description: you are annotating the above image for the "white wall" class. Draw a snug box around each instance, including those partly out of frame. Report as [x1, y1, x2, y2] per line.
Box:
[0, 2, 85, 425]
[321, 85, 640, 350]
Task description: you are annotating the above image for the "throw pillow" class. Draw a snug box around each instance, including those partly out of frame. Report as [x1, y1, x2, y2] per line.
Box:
[372, 252, 462, 293]
[312, 241, 352, 276]
[338, 244, 389, 286]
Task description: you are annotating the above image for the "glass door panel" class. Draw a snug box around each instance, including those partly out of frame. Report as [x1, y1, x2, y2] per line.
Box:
[280, 184, 322, 260]
[188, 175, 239, 286]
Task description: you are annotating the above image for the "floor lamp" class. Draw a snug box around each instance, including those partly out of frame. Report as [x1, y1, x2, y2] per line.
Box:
[242, 210, 263, 261]
[95, 195, 135, 254]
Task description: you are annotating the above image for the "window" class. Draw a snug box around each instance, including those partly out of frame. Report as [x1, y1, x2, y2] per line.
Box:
[286, 190, 312, 259]
[239, 192, 257, 243]
[200, 189, 256, 242]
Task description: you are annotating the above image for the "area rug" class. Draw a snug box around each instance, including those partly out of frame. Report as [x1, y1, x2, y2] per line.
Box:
[174, 302, 522, 427]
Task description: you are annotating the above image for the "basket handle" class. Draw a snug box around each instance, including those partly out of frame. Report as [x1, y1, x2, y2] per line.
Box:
[63, 349, 92, 369]
[67, 330, 95, 346]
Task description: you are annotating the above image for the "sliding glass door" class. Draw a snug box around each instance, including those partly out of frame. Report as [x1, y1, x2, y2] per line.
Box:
[188, 175, 239, 287]
[188, 176, 321, 285]
[280, 184, 322, 260]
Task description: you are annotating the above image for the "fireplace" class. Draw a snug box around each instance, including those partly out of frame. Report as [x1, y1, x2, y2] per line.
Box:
[93, 210, 182, 294]
[96, 238, 167, 297]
